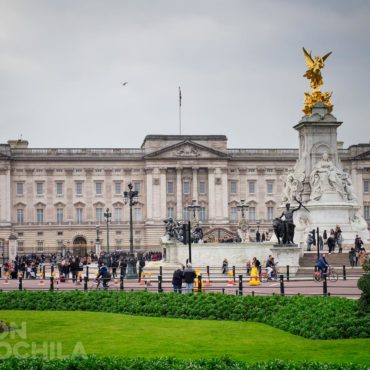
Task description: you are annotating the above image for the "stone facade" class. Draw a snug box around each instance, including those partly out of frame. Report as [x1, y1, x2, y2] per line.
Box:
[0, 135, 369, 256]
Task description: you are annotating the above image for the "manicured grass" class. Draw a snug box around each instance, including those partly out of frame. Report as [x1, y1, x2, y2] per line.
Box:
[1, 311, 369, 365]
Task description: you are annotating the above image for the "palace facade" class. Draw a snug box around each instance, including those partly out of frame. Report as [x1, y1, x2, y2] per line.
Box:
[0, 135, 369, 256]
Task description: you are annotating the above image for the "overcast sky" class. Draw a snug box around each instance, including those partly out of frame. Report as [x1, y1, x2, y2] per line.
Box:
[0, 0, 369, 149]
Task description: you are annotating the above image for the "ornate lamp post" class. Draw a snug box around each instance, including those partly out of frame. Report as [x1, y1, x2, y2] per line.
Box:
[124, 183, 139, 279]
[236, 199, 249, 219]
[187, 199, 200, 222]
[104, 208, 112, 254]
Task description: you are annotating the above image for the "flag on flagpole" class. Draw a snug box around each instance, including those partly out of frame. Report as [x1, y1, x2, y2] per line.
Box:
[179, 86, 182, 107]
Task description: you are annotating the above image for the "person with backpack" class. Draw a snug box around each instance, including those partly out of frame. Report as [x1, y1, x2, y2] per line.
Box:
[172, 267, 183, 293]
[97, 263, 111, 289]
[183, 263, 196, 294]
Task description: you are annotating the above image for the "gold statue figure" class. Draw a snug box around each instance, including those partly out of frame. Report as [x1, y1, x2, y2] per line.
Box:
[302, 47, 333, 115]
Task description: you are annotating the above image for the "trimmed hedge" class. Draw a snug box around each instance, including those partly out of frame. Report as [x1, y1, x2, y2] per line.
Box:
[0, 356, 367, 370]
[0, 291, 369, 339]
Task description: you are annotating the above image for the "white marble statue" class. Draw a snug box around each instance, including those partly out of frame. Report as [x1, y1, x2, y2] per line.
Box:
[282, 169, 305, 203]
[309, 152, 346, 201]
[341, 172, 357, 201]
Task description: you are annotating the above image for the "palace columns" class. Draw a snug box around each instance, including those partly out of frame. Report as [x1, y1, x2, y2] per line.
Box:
[208, 168, 215, 221]
[145, 168, 153, 220]
[192, 168, 198, 202]
[176, 168, 183, 220]
[160, 168, 167, 220]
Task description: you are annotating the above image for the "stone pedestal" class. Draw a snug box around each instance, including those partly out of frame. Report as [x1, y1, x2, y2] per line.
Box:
[283, 103, 368, 244]
[162, 240, 301, 275]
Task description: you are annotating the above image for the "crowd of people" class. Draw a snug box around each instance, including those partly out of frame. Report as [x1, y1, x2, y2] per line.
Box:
[1, 250, 162, 280]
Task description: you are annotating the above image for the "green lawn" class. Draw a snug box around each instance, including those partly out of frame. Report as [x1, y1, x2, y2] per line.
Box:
[1, 310, 369, 364]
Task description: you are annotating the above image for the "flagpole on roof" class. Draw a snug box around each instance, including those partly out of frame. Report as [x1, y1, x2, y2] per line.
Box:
[179, 86, 182, 135]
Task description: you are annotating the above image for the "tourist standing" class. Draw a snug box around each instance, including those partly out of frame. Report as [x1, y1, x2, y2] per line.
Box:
[261, 233, 266, 242]
[306, 233, 314, 251]
[327, 233, 336, 254]
[222, 258, 229, 274]
[318, 235, 324, 251]
[349, 248, 356, 268]
[256, 230, 261, 243]
[183, 263, 196, 293]
[172, 267, 183, 293]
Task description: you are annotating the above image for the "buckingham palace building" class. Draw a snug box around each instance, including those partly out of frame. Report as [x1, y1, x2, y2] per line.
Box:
[0, 134, 369, 256]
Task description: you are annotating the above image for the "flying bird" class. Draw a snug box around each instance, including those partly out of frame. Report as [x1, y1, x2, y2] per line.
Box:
[122, 82, 128, 86]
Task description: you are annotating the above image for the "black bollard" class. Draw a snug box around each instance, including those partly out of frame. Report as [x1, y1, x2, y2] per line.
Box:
[86, 266, 89, 281]
[197, 275, 202, 293]
[120, 276, 124, 291]
[252, 291, 255, 296]
[286, 265, 290, 281]
[232, 266, 236, 282]
[159, 266, 163, 276]
[138, 266, 142, 282]
[206, 265, 210, 276]
[323, 275, 328, 296]
[50, 276, 54, 291]
[84, 276, 88, 291]
[158, 275, 163, 293]
[279, 274, 285, 296]
[238, 275, 243, 296]
[0, 266, 2, 278]
[42, 265, 46, 279]
[18, 276, 23, 291]
[343, 265, 346, 281]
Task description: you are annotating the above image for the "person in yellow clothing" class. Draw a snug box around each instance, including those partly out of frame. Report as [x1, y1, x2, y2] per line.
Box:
[249, 260, 260, 286]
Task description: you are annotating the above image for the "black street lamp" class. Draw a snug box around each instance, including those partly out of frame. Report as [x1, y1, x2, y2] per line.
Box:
[124, 183, 139, 279]
[104, 208, 112, 254]
[236, 199, 249, 219]
[187, 199, 200, 221]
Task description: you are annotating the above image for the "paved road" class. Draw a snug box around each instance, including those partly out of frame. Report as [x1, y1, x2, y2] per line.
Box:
[0, 276, 361, 298]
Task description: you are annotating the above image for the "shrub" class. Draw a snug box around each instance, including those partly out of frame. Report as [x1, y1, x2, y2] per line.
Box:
[0, 291, 369, 339]
[0, 356, 367, 370]
[358, 262, 370, 313]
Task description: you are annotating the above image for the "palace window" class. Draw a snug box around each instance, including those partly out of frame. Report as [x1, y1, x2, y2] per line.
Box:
[230, 207, 238, 222]
[75, 182, 83, 196]
[183, 180, 190, 194]
[199, 181, 206, 194]
[95, 182, 103, 195]
[183, 207, 190, 221]
[230, 181, 238, 194]
[133, 181, 141, 193]
[16, 182, 24, 196]
[96, 208, 103, 222]
[114, 208, 122, 223]
[248, 207, 256, 221]
[364, 206, 370, 220]
[76, 208, 83, 224]
[167, 207, 174, 219]
[267, 206, 274, 220]
[248, 181, 256, 194]
[133, 208, 142, 222]
[167, 181, 174, 194]
[17, 209, 24, 224]
[364, 180, 369, 193]
[56, 182, 63, 195]
[267, 180, 274, 194]
[36, 182, 44, 195]
[36, 208, 44, 224]
[114, 182, 122, 195]
[56, 208, 64, 224]
[198, 207, 206, 222]
[37, 241, 44, 252]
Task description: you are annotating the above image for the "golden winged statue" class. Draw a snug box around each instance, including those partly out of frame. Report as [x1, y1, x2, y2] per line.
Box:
[302, 47, 333, 115]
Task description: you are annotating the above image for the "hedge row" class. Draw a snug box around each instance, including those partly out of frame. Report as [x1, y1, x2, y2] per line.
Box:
[1, 291, 369, 339]
[0, 356, 367, 370]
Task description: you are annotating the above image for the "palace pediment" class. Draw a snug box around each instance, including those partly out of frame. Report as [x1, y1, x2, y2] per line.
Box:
[144, 140, 228, 160]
